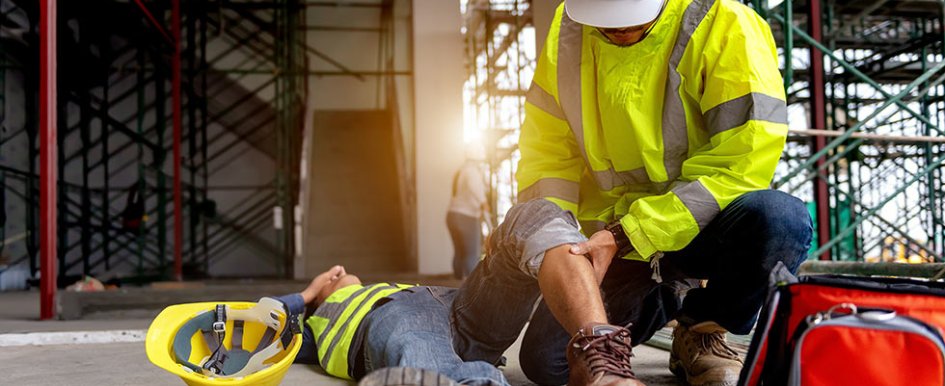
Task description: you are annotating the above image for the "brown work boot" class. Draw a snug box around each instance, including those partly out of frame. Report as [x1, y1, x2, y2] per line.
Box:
[669, 321, 743, 386]
[566, 323, 645, 386]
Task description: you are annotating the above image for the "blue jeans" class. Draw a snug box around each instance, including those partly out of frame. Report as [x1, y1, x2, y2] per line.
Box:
[451, 190, 812, 384]
[280, 288, 510, 386]
[361, 287, 509, 386]
[447, 211, 482, 279]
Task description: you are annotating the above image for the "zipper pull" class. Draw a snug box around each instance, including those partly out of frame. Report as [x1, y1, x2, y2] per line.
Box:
[650, 252, 664, 283]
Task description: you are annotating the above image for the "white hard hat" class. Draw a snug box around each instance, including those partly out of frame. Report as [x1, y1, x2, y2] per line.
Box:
[565, 0, 667, 28]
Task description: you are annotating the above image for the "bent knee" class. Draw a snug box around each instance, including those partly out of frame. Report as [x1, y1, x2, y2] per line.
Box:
[735, 190, 811, 240]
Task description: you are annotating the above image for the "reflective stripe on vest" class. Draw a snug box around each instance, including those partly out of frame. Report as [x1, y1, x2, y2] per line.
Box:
[518, 177, 580, 203]
[305, 283, 412, 379]
[661, 0, 717, 181]
[660, 0, 722, 228]
[704, 92, 788, 137]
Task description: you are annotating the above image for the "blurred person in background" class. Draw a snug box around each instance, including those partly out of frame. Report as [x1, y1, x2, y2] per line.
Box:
[446, 143, 491, 279]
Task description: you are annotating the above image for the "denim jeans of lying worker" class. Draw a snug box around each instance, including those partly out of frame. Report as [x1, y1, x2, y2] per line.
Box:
[360, 287, 510, 386]
[450, 189, 812, 385]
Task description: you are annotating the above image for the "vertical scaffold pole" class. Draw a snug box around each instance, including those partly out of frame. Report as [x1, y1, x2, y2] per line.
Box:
[807, 0, 832, 260]
[40, 0, 58, 320]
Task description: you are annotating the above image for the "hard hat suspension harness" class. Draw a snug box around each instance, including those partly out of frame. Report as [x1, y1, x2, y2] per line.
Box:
[172, 297, 301, 378]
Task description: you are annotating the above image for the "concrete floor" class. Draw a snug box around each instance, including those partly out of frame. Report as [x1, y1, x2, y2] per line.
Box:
[0, 287, 683, 386]
[0, 334, 679, 386]
[0, 290, 154, 333]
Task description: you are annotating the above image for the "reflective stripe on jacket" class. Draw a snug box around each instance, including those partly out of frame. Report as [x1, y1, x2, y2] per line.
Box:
[517, 0, 787, 261]
[305, 283, 413, 379]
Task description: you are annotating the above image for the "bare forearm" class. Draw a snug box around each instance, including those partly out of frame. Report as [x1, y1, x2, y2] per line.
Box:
[300, 289, 316, 305]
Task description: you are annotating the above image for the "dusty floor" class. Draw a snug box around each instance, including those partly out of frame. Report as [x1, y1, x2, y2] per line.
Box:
[0, 336, 680, 386]
[0, 286, 685, 386]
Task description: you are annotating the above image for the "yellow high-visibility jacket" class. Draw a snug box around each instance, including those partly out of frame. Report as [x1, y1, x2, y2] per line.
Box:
[517, 0, 787, 261]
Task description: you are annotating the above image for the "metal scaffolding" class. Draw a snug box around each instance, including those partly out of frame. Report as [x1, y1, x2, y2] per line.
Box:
[763, 0, 945, 262]
[462, 0, 535, 223]
[0, 0, 308, 294]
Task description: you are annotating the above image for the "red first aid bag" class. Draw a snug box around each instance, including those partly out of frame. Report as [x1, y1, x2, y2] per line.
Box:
[739, 271, 945, 386]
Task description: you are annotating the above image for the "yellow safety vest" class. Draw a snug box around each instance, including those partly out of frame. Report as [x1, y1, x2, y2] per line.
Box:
[305, 283, 413, 379]
[517, 0, 787, 261]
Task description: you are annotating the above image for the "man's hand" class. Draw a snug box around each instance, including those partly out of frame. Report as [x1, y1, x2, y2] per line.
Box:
[569, 230, 618, 284]
[300, 265, 346, 305]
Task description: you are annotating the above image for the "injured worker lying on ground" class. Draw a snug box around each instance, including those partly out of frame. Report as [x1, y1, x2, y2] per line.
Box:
[273, 264, 510, 386]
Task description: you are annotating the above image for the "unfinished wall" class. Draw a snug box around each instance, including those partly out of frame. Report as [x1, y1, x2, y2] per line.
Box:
[297, 1, 416, 278]
[304, 110, 406, 276]
[413, 0, 465, 275]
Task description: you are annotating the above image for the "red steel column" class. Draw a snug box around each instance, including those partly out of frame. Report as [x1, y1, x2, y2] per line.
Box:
[39, 0, 58, 320]
[807, 0, 832, 260]
[172, 0, 183, 280]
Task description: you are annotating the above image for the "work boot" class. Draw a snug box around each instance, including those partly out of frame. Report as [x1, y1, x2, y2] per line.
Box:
[669, 321, 743, 386]
[359, 367, 461, 386]
[566, 323, 645, 386]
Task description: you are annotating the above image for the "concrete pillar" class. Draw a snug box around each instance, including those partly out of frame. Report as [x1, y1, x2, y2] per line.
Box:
[533, 0, 562, 55]
[413, 0, 465, 274]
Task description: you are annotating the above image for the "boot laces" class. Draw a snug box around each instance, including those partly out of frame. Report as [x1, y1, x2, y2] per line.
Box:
[573, 329, 637, 379]
[695, 330, 740, 362]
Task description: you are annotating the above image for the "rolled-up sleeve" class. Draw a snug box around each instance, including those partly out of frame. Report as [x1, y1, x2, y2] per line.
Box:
[494, 199, 588, 277]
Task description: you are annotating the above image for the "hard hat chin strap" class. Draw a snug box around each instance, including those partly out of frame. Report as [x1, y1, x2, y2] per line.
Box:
[281, 305, 302, 349]
[201, 304, 229, 375]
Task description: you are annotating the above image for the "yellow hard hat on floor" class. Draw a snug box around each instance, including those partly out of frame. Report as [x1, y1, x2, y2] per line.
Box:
[146, 297, 302, 386]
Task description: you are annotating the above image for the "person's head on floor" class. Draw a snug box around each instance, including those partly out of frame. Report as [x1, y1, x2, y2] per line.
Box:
[302, 265, 363, 306]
